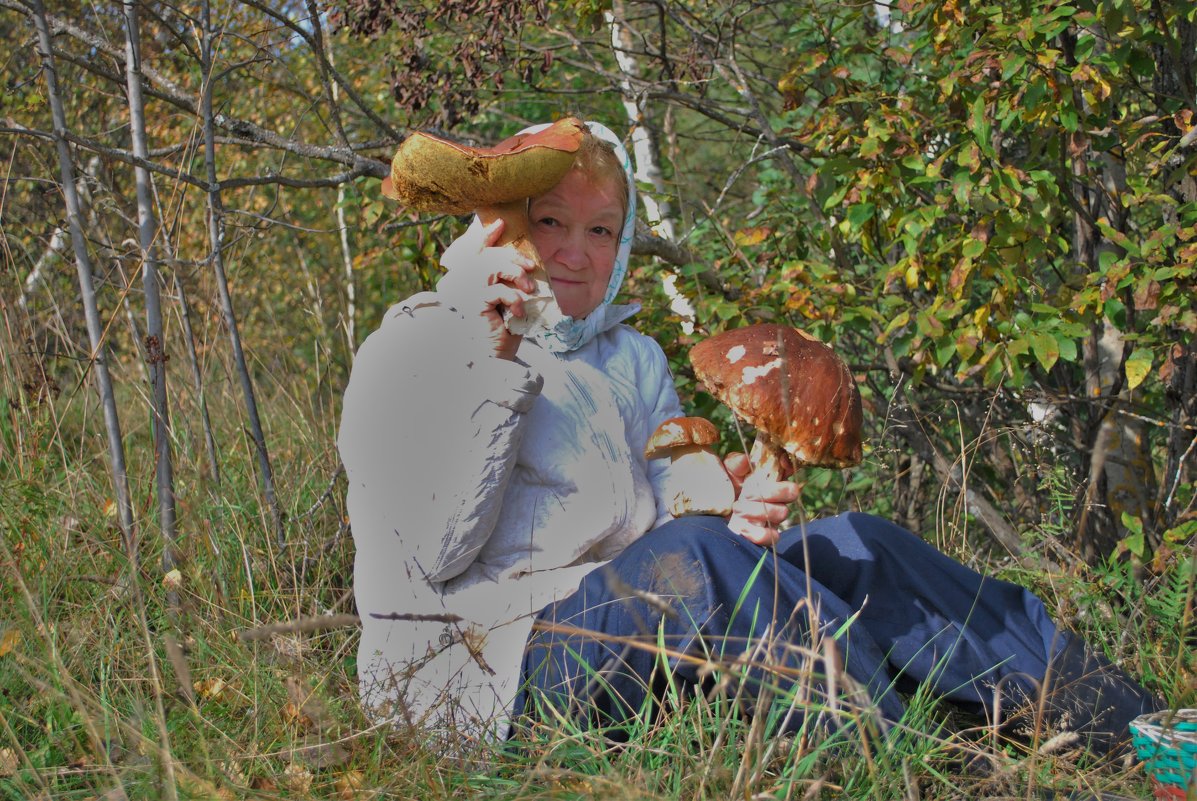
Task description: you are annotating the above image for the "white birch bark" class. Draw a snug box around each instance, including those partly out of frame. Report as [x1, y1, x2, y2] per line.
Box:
[606, 2, 696, 334]
[326, 44, 357, 359]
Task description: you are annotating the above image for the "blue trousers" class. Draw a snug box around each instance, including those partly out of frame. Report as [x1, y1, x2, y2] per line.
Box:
[514, 513, 1156, 745]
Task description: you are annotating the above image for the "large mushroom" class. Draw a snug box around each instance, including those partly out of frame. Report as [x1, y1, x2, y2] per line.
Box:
[645, 416, 735, 517]
[689, 324, 862, 497]
[381, 117, 587, 334]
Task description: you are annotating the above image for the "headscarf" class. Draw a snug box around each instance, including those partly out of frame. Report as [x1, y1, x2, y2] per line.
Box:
[505, 120, 639, 353]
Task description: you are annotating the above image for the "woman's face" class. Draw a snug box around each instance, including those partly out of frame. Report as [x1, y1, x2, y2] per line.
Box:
[528, 169, 625, 319]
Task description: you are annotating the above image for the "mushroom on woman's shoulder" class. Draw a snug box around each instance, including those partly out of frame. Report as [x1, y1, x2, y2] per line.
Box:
[645, 416, 736, 517]
[381, 117, 587, 334]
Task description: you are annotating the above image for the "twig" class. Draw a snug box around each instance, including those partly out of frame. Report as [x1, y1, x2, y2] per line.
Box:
[300, 464, 345, 520]
[238, 613, 362, 642]
[1164, 433, 1197, 512]
[367, 612, 464, 624]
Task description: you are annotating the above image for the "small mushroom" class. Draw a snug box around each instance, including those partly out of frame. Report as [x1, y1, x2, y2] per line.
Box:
[381, 117, 587, 333]
[645, 416, 736, 517]
[689, 324, 862, 498]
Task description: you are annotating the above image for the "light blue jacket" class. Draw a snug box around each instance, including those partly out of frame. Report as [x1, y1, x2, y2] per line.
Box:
[340, 294, 683, 735]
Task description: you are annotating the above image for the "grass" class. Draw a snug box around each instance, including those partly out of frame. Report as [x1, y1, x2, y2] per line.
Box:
[0, 324, 1189, 800]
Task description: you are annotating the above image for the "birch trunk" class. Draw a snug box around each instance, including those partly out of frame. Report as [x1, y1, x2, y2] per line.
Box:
[321, 32, 357, 358]
[202, 0, 286, 549]
[20, 155, 101, 311]
[123, 0, 178, 574]
[27, 0, 136, 548]
[606, 1, 696, 333]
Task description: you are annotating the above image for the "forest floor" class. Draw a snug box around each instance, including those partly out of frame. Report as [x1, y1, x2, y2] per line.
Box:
[0, 370, 1186, 801]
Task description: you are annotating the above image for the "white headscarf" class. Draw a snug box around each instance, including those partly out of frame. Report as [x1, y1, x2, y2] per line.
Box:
[505, 120, 640, 353]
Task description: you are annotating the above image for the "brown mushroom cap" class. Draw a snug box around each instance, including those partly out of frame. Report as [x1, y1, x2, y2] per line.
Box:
[689, 324, 863, 468]
[645, 416, 720, 460]
[381, 117, 586, 213]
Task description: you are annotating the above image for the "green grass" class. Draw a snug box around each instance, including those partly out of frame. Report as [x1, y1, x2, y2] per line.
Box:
[0, 339, 1188, 800]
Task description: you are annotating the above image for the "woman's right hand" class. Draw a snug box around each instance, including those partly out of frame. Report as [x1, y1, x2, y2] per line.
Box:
[438, 217, 538, 361]
[723, 452, 799, 547]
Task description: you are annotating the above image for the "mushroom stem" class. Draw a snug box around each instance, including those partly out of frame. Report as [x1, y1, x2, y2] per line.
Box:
[741, 434, 789, 498]
[476, 200, 535, 254]
[476, 201, 561, 335]
[665, 446, 735, 517]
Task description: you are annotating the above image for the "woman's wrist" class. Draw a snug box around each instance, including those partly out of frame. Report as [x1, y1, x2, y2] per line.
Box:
[494, 334, 522, 361]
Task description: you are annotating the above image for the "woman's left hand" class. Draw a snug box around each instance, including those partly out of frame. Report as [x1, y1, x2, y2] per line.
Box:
[723, 452, 799, 547]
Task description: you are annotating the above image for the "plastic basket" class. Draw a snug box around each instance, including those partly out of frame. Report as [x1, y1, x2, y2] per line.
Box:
[1131, 709, 1197, 800]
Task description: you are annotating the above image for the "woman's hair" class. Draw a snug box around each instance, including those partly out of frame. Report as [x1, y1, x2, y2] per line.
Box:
[572, 130, 629, 218]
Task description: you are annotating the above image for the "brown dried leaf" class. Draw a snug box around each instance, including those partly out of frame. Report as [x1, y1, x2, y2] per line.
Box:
[285, 676, 336, 732]
[282, 701, 312, 730]
[1133, 279, 1161, 310]
[335, 770, 366, 800]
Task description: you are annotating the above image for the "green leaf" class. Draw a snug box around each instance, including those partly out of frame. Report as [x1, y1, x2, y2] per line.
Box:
[1124, 348, 1152, 389]
[1055, 335, 1078, 363]
[961, 237, 986, 259]
[971, 94, 993, 156]
[1030, 331, 1060, 371]
[1059, 104, 1079, 131]
[845, 203, 875, 229]
[881, 310, 911, 341]
[1118, 512, 1145, 558]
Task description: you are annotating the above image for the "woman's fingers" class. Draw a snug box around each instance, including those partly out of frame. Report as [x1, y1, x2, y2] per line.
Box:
[731, 497, 789, 528]
[442, 217, 542, 303]
[486, 256, 538, 293]
[723, 452, 750, 490]
[485, 286, 527, 321]
[726, 462, 799, 547]
[479, 217, 506, 246]
[728, 512, 781, 546]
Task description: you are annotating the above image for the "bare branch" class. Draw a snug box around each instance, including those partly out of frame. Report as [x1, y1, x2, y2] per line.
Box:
[237, 0, 403, 142]
[27, 4, 387, 172]
[238, 614, 362, 642]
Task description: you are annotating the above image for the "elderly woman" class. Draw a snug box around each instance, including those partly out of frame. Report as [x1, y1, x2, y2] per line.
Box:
[338, 120, 1158, 751]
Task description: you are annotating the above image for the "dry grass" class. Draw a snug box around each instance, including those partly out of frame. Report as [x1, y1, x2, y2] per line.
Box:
[0, 309, 1180, 800]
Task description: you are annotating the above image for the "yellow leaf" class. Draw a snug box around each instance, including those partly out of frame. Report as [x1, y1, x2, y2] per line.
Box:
[904, 263, 920, 290]
[163, 569, 183, 591]
[1125, 349, 1153, 390]
[194, 677, 227, 700]
[733, 226, 770, 247]
[0, 629, 20, 658]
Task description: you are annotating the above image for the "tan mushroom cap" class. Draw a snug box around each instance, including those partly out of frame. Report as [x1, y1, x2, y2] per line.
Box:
[381, 117, 587, 213]
[645, 416, 720, 460]
[689, 324, 863, 468]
